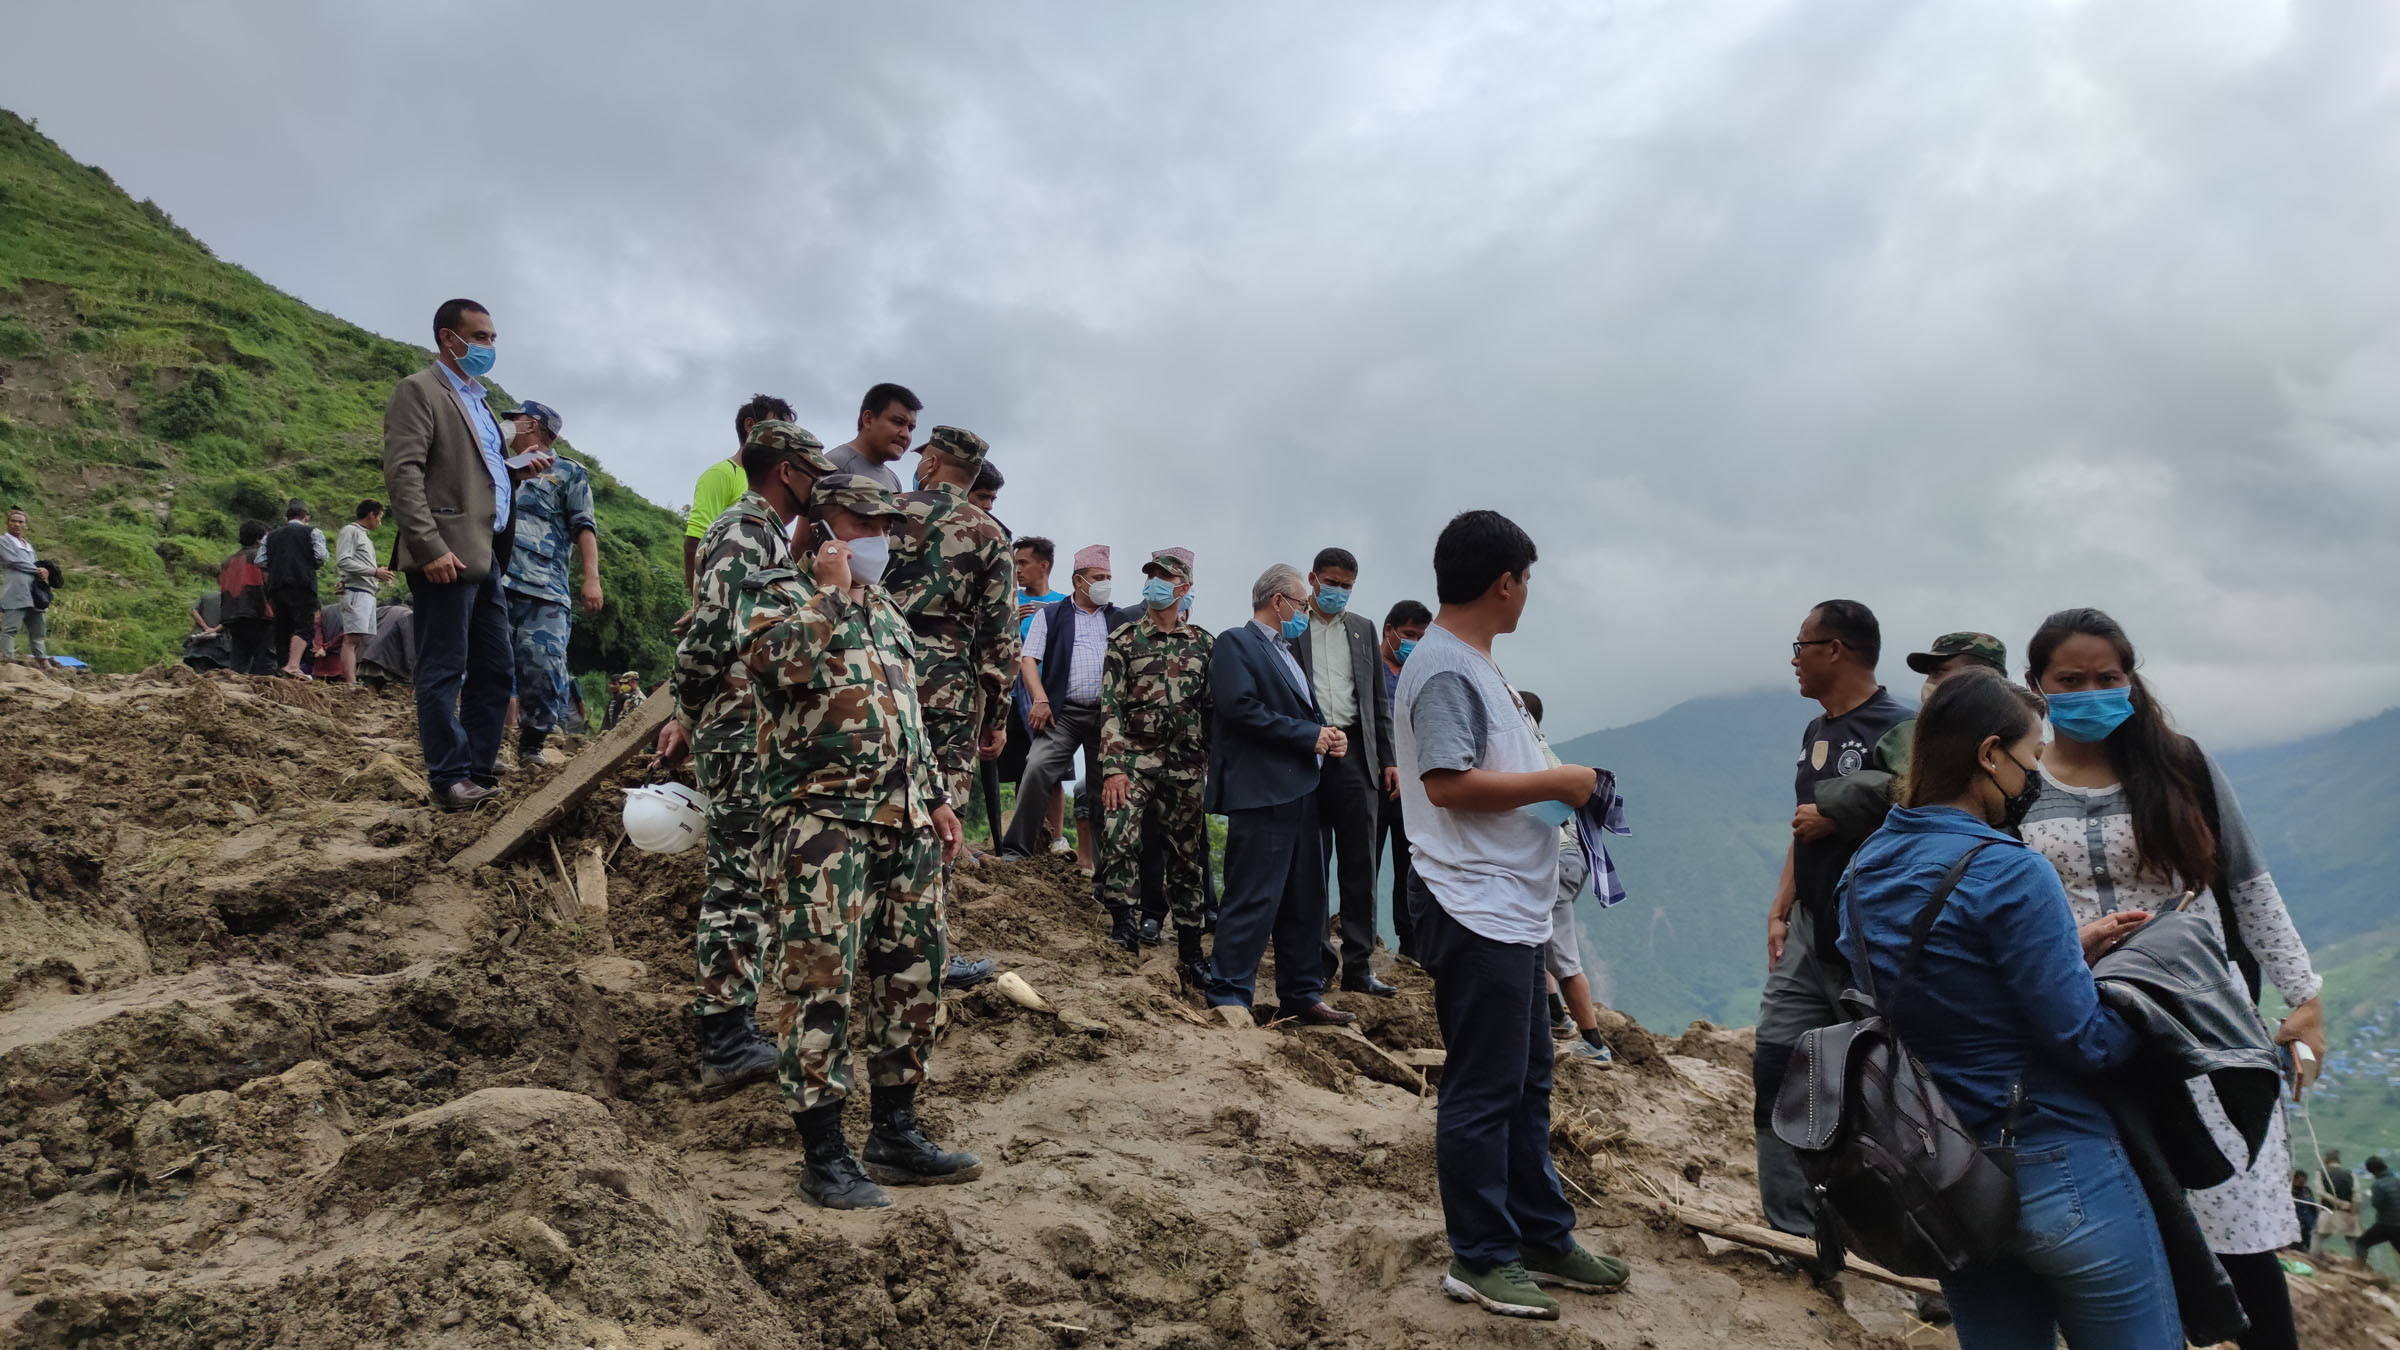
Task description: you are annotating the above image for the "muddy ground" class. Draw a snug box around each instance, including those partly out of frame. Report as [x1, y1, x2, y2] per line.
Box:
[0, 666, 2394, 1348]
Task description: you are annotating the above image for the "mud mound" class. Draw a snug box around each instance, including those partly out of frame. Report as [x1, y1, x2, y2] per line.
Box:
[4, 670, 2396, 1347]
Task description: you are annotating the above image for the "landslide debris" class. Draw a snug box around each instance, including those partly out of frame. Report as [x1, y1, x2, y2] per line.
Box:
[4, 666, 2396, 1349]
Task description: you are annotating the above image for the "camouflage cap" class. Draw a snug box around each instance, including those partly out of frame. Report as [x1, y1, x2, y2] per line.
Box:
[741, 419, 838, 476]
[924, 425, 989, 468]
[810, 472, 906, 519]
[1905, 631, 2008, 676]
[1141, 547, 1195, 585]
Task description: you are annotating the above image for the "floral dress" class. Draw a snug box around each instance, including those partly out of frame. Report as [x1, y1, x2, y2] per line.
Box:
[2020, 749, 2318, 1255]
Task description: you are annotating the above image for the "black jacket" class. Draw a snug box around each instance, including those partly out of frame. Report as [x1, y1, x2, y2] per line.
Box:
[2089, 909, 2282, 1348]
[1205, 622, 1323, 814]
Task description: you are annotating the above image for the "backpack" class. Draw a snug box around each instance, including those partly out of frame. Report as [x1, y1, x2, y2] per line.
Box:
[1771, 841, 2021, 1278]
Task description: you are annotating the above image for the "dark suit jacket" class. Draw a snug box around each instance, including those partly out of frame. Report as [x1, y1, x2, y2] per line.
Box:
[1288, 609, 1396, 781]
[382, 365, 503, 579]
[1206, 622, 1324, 814]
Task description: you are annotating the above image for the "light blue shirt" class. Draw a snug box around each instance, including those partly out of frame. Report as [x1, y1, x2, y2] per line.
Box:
[435, 360, 512, 531]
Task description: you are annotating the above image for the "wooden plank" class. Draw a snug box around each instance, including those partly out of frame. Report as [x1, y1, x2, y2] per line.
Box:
[574, 845, 612, 950]
[1648, 1200, 1943, 1297]
[450, 685, 675, 872]
[1394, 1048, 1447, 1069]
[1300, 1025, 1427, 1094]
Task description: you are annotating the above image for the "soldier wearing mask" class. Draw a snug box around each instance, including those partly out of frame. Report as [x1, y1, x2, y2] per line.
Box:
[1095, 549, 1214, 975]
[660, 420, 837, 1092]
[740, 473, 971, 1210]
[496, 401, 600, 767]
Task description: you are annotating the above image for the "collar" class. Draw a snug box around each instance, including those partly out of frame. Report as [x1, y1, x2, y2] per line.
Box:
[1881, 804, 2023, 846]
[434, 361, 482, 399]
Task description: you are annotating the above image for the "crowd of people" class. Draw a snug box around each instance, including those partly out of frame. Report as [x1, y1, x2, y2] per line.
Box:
[20, 292, 2316, 1333]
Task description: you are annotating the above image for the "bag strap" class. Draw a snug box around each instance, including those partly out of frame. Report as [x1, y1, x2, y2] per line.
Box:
[2180, 735, 2262, 1003]
[1847, 839, 1996, 1012]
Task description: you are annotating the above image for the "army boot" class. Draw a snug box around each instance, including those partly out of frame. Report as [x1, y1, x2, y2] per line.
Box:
[863, 1085, 983, 1186]
[1176, 927, 1211, 993]
[793, 1102, 890, 1210]
[696, 1009, 778, 1092]
[1103, 905, 1142, 954]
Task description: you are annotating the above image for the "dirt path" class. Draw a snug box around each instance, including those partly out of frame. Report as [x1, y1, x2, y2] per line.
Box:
[2, 667, 2394, 1348]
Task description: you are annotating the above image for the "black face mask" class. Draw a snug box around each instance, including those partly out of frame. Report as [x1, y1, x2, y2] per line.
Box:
[1991, 753, 2044, 834]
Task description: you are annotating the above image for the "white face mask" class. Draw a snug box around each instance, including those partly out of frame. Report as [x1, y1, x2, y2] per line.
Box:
[846, 534, 891, 585]
[1085, 579, 1113, 606]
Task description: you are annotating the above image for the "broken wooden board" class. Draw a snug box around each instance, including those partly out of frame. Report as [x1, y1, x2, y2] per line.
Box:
[451, 684, 675, 872]
[574, 845, 611, 950]
[1300, 1024, 1427, 1094]
[1394, 1048, 1447, 1069]
[1646, 1200, 1942, 1297]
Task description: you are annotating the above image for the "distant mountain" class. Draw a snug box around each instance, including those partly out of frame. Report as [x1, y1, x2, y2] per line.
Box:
[1547, 691, 2400, 1037]
[0, 108, 686, 677]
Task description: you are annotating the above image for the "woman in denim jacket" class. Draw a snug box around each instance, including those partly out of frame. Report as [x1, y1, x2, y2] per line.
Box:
[1838, 670, 2178, 1348]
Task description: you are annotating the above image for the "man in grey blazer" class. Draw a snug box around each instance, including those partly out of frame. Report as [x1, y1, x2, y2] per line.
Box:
[1290, 546, 1400, 996]
[383, 298, 549, 807]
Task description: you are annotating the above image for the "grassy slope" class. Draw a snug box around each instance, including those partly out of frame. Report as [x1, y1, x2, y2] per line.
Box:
[0, 108, 684, 678]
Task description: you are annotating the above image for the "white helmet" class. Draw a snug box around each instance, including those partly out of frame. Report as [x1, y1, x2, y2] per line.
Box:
[622, 782, 707, 854]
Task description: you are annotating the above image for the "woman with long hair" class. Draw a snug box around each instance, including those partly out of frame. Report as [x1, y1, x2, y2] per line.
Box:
[2023, 607, 2322, 1350]
[1839, 669, 2177, 1347]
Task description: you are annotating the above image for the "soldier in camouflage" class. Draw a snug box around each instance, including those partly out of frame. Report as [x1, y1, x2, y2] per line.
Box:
[739, 473, 976, 1210]
[886, 426, 1020, 813]
[1095, 549, 1215, 975]
[664, 419, 836, 1091]
[496, 401, 601, 768]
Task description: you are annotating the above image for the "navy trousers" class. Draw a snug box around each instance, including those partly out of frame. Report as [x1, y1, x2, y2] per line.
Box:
[1412, 874, 1578, 1271]
[408, 532, 516, 793]
[1205, 795, 1328, 1010]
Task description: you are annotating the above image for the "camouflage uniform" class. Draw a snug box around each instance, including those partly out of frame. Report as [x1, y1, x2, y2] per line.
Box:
[1096, 550, 1214, 932]
[500, 453, 596, 737]
[883, 426, 1019, 813]
[673, 423, 835, 1019]
[741, 474, 951, 1114]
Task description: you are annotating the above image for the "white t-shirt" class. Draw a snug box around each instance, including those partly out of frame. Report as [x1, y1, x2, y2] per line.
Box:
[1394, 622, 1559, 945]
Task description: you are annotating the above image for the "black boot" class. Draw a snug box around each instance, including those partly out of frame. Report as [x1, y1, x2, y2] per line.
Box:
[863, 1085, 983, 1186]
[793, 1101, 890, 1209]
[517, 729, 551, 768]
[1176, 927, 1210, 993]
[1104, 905, 1142, 954]
[1137, 915, 1163, 947]
[696, 1008, 777, 1092]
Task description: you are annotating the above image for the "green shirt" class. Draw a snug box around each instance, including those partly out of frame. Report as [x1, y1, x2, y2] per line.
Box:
[685, 456, 747, 540]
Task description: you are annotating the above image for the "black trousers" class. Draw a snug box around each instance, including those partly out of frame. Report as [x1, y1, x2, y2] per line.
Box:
[1315, 727, 1382, 979]
[269, 587, 318, 668]
[1411, 874, 1578, 1270]
[1205, 795, 1327, 1010]
[1377, 792, 1416, 960]
[226, 616, 274, 675]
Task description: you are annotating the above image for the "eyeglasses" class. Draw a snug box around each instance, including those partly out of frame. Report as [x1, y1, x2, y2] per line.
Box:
[1792, 639, 1838, 657]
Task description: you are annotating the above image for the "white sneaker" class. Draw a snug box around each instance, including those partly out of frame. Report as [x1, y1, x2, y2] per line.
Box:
[1049, 837, 1072, 854]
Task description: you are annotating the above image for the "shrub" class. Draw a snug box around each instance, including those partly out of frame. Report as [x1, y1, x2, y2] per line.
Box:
[0, 317, 39, 357]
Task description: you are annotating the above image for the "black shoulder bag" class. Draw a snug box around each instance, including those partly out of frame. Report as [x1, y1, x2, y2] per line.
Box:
[1771, 841, 2023, 1278]
[2178, 736, 2261, 1003]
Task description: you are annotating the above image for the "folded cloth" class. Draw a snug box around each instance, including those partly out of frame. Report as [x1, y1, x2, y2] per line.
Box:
[1572, 768, 1630, 909]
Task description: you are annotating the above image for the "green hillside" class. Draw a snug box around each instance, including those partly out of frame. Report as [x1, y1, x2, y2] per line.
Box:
[1549, 688, 1803, 1029]
[0, 108, 683, 678]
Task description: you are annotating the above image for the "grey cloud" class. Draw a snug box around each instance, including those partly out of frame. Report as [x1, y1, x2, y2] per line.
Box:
[5, 0, 2396, 746]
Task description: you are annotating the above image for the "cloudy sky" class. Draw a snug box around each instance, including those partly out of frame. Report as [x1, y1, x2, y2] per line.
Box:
[7, 0, 2397, 747]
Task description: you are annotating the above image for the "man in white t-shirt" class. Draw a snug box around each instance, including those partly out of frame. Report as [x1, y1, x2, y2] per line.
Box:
[1396, 509, 1631, 1320]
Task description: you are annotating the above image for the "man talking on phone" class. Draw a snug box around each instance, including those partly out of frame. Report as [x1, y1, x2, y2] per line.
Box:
[382, 298, 551, 808]
[739, 473, 974, 1210]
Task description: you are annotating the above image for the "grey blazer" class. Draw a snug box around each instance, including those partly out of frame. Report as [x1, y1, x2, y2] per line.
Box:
[1288, 609, 1396, 781]
[382, 365, 502, 579]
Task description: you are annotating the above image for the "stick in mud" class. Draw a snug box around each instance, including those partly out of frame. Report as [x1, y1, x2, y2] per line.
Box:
[452, 683, 675, 872]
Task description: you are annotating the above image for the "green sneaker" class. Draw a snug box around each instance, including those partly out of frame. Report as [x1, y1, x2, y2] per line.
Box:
[1522, 1241, 1631, 1293]
[1441, 1259, 1560, 1320]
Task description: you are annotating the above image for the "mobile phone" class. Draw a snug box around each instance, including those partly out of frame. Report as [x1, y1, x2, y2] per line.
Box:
[505, 451, 540, 470]
[808, 521, 835, 552]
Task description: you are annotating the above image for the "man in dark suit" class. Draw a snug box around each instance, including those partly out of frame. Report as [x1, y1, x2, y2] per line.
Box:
[1290, 546, 1400, 996]
[1203, 563, 1355, 1025]
[383, 298, 550, 808]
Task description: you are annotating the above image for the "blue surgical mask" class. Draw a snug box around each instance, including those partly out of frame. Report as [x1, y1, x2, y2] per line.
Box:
[1142, 578, 1177, 610]
[1179, 593, 1192, 616]
[1395, 639, 1417, 664]
[2045, 686, 2135, 743]
[1279, 603, 1310, 641]
[449, 334, 496, 378]
[1315, 584, 1351, 616]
